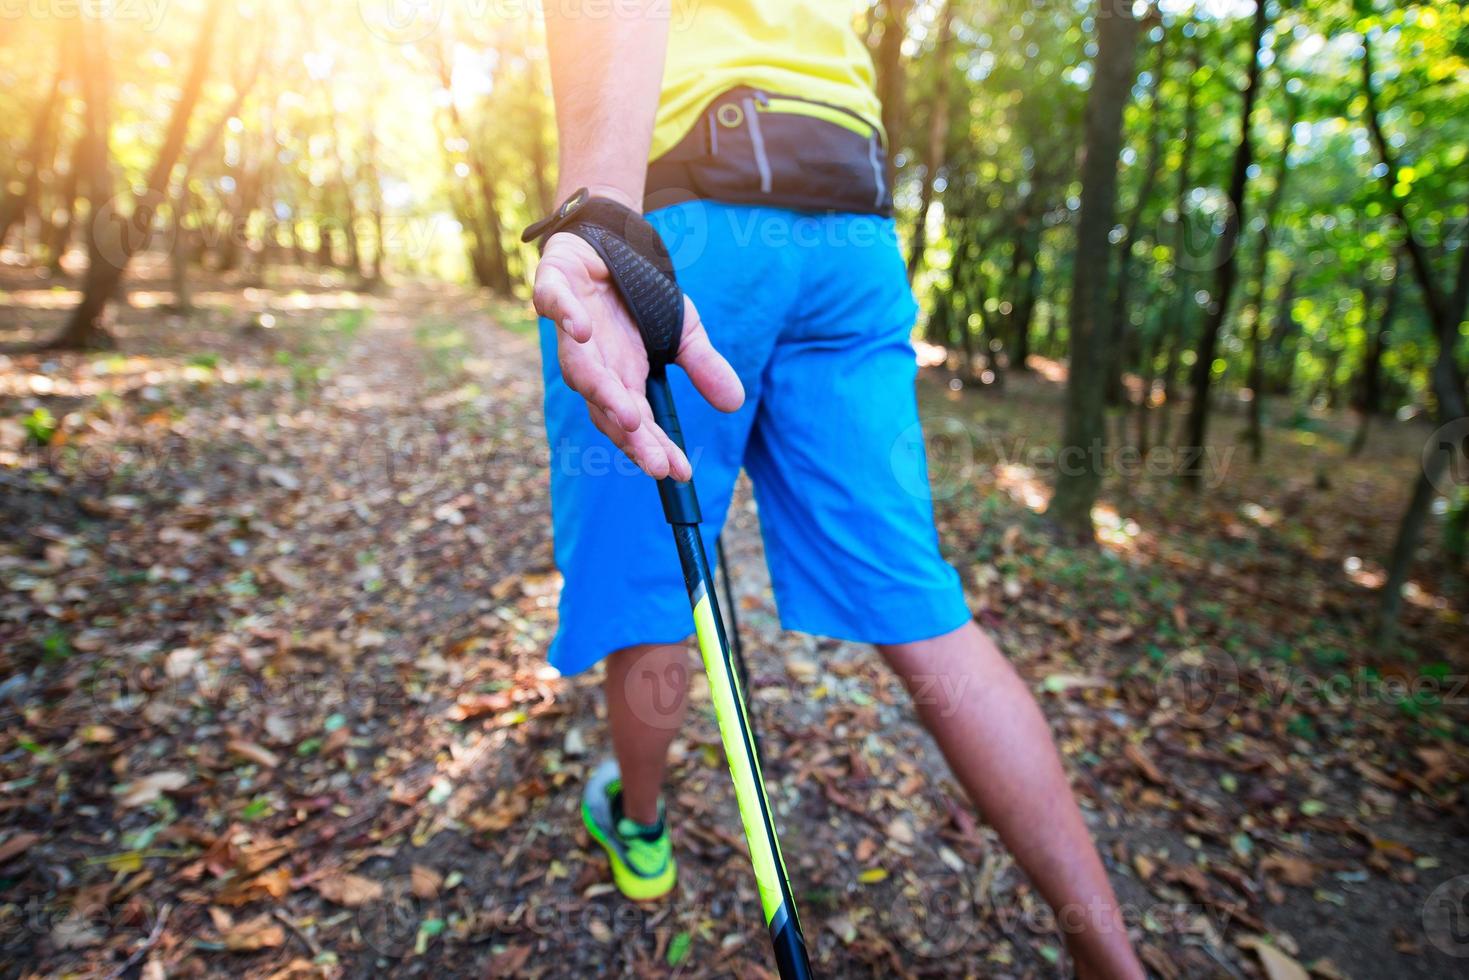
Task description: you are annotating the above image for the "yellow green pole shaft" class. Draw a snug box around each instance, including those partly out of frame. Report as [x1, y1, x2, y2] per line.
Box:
[647, 369, 813, 979]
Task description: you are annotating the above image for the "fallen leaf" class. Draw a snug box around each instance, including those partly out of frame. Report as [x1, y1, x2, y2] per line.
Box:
[1125, 743, 1166, 784]
[486, 944, 532, 974]
[119, 771, 189, 808]
[165, 647, 200, 679]
[786, 656, 819, 684]
[0, 832, 40, 865]
[228, 739, 280, 769]
[886, 817, 915, 846]
[1260, 853, 1315, 888]
[1239, 935, 1310, 980]
[412, 864, 443, 899]
[315, 872, 384, 907]
[221, 913, 287, 952]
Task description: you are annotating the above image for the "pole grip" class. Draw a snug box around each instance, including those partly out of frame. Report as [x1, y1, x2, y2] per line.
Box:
[646, 368, 702, 526]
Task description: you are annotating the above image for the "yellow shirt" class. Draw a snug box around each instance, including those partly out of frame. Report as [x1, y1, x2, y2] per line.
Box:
[654, 0, 884, 159]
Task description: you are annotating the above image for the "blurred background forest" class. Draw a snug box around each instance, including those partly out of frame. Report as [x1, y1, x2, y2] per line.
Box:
[1, 1, 1467, 978]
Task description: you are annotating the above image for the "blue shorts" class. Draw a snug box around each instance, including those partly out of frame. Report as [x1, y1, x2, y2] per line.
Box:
[538, 201, 971, 675]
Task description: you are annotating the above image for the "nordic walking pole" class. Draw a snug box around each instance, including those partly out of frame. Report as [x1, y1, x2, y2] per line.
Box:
[524, 190, 812, 978]
[646, 369, 813, 980]
[715, 535, 763, 765]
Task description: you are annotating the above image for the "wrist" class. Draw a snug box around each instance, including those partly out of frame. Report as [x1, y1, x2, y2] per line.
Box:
[557, 181, 641, 213]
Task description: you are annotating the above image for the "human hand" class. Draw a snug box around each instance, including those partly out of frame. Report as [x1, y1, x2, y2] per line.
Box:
[532, 232, 744, 481]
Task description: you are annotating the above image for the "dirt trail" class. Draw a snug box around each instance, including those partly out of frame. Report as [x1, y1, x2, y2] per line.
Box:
[1, 275, 1465, 979]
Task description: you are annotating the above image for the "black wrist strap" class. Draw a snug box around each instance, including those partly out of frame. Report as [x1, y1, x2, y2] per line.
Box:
[522, 188, 684, 370]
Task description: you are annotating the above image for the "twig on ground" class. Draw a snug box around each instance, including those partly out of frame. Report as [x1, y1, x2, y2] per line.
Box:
[104, 902, 172, 980]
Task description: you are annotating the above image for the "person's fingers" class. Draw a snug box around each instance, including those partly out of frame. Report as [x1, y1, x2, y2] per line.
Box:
[532, 264, 592, 343]
[561, 343, 642, 432]
[590, 403, 671, 479]
[640, 398, 693, 482]
[676, 297, 744, 413]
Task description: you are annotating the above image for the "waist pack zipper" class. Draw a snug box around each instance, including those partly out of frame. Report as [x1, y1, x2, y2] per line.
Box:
[752, 91, 879, 142]
[749, 90, 886, 209]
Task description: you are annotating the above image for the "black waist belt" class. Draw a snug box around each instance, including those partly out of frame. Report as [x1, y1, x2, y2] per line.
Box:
[644, 87, 892, 217]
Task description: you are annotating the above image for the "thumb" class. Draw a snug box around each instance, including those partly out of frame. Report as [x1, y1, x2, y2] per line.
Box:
[675, 297, 744, 413]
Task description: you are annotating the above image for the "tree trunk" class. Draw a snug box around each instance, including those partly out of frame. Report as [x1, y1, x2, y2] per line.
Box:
[1048, 1, 1142, 540]
[1180, 0, 1269, 491]
[1363, 34, 1469, 640]
[1242, 91, 1299, 461]
[430, 42, 511, 294]
[1003, 174, 1047, 371]
[905, 0, 956, 282]
[1010, 224, 1043, 370]
[1264, 268, 1298, 394]
[0, 39, 66, 253]
[1349, 266, 1398, 456]
[49, 16, 115, 347]
[1104, 39, 1167, 407]
[42, 134, 83, 274]
[365, 120, 387, 287]
[1152, 36, 1200, 451]
[873, 0, 913, 193]
[48, 2, 222, 350]
[170, 191, 196, 313]
[1135, 302, 1164, 455]
[169, 41, 264, 303]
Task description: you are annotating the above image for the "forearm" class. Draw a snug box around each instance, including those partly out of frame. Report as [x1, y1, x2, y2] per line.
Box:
[544, 2, 669, 211]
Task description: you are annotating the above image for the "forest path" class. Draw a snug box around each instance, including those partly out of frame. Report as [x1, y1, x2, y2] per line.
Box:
[1, 274, 1464, 979]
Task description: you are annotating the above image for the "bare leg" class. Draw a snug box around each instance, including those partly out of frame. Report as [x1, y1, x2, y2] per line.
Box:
[877, 620, 1144, 980]
[604, 642, 691, 824]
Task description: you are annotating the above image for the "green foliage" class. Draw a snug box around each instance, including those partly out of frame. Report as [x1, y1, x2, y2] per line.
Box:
[21, 407, 57, 446]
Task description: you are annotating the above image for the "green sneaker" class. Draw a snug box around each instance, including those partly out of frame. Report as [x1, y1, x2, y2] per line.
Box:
[582, 759, 677, 901]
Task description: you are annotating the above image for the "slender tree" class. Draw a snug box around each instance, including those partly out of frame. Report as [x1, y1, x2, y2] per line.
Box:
[1242, 88, 1300, 461]
[1048, 0, 1143, 540]
[45, 2, 224, 349]
[1180, 0, 1270, 490]
[1348, 264, 1399, 456]
[1153, 36, 1201, 450]
[906, 0, 957, 282]
[0, 33, 66, 251]
[1361, 32, 1469, 641]
[873, 0, 914, 191]
[1104, 36, 1169, 406]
